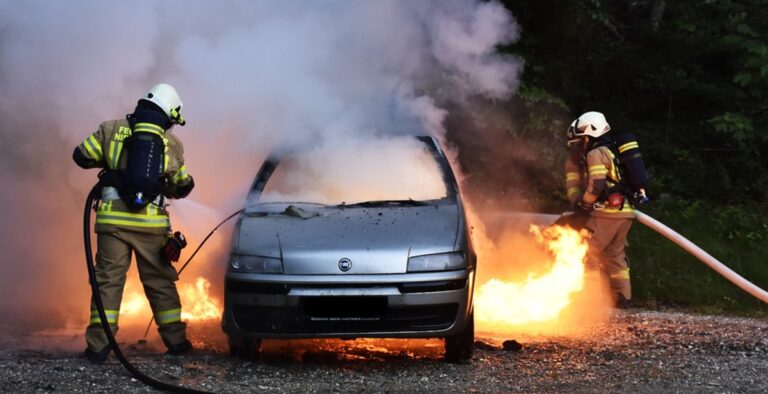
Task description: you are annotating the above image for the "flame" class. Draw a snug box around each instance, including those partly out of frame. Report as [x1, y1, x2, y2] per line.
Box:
[475, 224, 590, 332]
[117, 276, 221, 323]
[179, 277, 222, 321]
[120, 291, 149, 317]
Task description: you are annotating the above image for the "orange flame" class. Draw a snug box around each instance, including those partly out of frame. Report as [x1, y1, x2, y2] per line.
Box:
[120, 291, 149, 317]
[180, 277, 222, 321]
[475, 224, 589, 332]
[118, 276, 221, 323]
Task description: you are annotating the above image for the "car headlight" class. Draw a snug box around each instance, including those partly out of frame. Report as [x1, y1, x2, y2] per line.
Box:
[407, 252, 465, 272]
[229, 254, 283, 273]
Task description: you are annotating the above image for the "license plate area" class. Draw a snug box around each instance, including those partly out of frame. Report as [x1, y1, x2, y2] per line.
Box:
[303, 296, 387, 320]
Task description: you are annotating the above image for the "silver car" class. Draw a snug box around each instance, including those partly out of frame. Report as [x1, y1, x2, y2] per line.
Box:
[222, 136, 476, 362]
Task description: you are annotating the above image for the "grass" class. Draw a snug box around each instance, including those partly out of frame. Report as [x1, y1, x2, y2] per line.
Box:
[627, 198, 768, 316]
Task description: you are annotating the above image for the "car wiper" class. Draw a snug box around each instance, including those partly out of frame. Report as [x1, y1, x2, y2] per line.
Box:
[339, 199, 431, 208]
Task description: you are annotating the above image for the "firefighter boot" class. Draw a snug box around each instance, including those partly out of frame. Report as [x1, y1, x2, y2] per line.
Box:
[166, 339, 193, 355]
[83, 346, 111, 364]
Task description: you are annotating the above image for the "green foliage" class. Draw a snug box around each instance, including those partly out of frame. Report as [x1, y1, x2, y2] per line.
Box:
[629, 200, 768, 314]
[707, 112, 755, 147]
[495, 0, 768, 311]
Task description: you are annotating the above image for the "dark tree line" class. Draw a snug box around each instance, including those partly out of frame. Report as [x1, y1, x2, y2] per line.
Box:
[495, 0, 768, 207]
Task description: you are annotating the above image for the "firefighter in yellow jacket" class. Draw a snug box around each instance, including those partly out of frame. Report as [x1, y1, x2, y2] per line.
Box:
[564, 111, 634, 308]
[73, 83, 195, 363]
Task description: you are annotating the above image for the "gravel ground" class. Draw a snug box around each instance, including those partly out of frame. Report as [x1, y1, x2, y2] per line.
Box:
[0, 308, 766, 393]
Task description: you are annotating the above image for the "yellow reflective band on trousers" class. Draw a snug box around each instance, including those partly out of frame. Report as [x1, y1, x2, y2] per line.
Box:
[618, 141, 639, 153]
[611, 269, 631, 280]
[567, 187, 581, 198]
[90, 309, 119, 324]
[97, 204, 170, 228]
[566, 172, 580, 181]
[83, 135, 103, 161]
[155, 308, 182, 325]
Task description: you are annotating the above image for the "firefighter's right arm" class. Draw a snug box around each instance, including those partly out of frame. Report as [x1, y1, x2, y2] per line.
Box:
[73, 125, 106, 169]
[582, 148, 610, 204]
[565, 159, 582, 205]
[164, 136, 195, 199]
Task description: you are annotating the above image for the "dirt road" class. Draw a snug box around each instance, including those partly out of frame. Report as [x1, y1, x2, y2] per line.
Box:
[1, 308, 766, 393]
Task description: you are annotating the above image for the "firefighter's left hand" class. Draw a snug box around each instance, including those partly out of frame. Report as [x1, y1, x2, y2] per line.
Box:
[573, 199, 592, 213]
[164, 231, 187, 263]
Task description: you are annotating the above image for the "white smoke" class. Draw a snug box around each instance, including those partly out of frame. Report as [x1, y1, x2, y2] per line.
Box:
[0, 0, 521, 327]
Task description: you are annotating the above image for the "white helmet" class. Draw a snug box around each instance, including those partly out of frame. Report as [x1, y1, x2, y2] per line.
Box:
[567, 111, 610, 141]
[142, 83, 185, 126]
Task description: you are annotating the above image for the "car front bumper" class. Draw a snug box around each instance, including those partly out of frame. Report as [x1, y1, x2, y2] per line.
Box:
[222, 269, 475, 339]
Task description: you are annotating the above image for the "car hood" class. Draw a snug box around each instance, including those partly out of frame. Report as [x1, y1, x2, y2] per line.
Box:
[235, 204, 460, 274]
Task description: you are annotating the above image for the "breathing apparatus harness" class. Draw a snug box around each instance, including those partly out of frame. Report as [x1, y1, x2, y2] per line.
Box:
[82, 102, 242, 391]
[574, 133, 650, 211]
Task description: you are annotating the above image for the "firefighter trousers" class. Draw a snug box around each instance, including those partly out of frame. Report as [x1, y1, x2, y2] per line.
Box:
[85, 230, 188, 352]
[585, 216, 634, 300]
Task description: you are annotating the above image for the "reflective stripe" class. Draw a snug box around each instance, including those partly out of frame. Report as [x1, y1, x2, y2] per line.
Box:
[610, 269, 631, 280]
[164, 137, 169, 172]
[566, 172, 580, 181]
[602, 206, 635, 214]
[618, 141, 639, 153]
[113, 141, 125, 170]
[567, 187, 581, 197]
[96, 214, 170, 228]
[155, 308, 182, 325]
[171, 165, 190, 184]
[90, 309, 119, 324]
[84, 135, 103, 161]
[134, 122, 164, 136]
[97, 198, 168, 228]
[589, 165, 608, 176]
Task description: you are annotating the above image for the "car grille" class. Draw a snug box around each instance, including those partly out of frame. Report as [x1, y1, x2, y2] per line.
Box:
[226, 278, 466, 295]
[232, 300, 459, 334]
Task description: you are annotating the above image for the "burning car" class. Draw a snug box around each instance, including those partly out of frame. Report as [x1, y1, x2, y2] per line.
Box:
[221, 136, 476, 362]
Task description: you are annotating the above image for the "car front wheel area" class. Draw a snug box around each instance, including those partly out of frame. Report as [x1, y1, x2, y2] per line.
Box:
[444, 311, 474, 363]
[228, 335, 262, 359]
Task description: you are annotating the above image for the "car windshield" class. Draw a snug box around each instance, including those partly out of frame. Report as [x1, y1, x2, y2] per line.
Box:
[253, 137, 449, 206]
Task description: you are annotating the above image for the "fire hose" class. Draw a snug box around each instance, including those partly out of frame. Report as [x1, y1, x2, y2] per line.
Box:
[141, 209, 243, 338]
[634, 210, 768, 304]
[84, 183, 240, 392]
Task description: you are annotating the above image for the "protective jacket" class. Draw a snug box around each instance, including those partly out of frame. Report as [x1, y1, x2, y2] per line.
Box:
[75, 119, 193, 234]
[565, 144, 634, 219]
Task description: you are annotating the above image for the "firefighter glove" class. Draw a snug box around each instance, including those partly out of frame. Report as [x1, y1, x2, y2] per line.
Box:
[164, 231, 187, 263]
[573, 199, 592, 214]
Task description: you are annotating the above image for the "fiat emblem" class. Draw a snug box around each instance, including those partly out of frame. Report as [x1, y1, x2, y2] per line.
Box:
[338, 258, 352, 272]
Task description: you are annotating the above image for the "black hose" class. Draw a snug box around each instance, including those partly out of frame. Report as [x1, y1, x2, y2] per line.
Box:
[177, 209, 243, 276]
[84, 184, 210, 393]
[142, 209, 242, 338]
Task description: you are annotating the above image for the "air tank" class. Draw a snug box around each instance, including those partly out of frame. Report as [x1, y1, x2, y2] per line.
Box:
[614, 133, 649, 192]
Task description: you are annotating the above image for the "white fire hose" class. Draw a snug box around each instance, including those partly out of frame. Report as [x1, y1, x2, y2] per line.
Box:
[635, 210, 768, 304]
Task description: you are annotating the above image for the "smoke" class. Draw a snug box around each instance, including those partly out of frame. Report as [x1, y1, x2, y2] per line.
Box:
[0, 0, 522, 330]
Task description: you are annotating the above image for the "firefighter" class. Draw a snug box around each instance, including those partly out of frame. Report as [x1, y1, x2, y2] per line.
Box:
[564, 111, 634, 308]
[73, 83, 195, 363]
